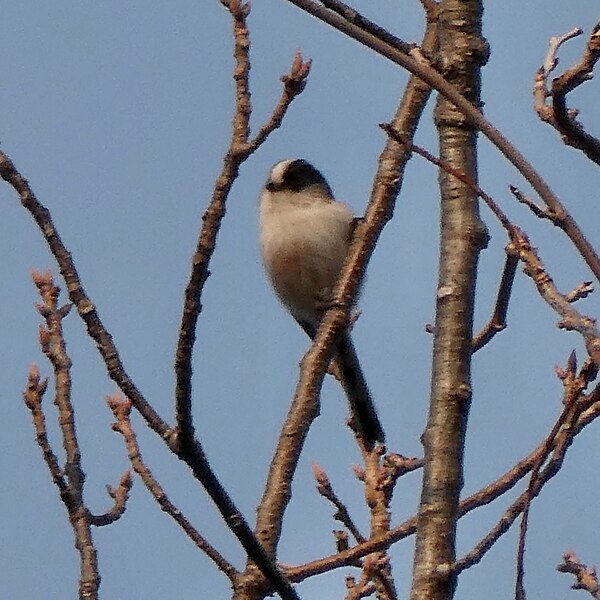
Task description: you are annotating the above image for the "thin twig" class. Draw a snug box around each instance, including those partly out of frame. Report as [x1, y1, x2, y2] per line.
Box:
[173, 1, 311, 446]
[514, 352, 591, 599]
[381, 124, 513, 233]
[345, 573, 376, 600]
[457, 359, 592, 576]
[29, 271, 102, 599]
[2, 0, 308, 593]
[535, 22, 600, 164]
[23, 365, 68, 497]
[509, 185, 556, 222]
[472, 249, 519, 352]
[246, 52, 312, 153]
[107, 395, 237, 581]
[513, 230, 600, 366]
[557, 552, 600, 599]
[166, 1, 312, 596]
[313, 463, 365, 543]
[534, 28, 583, 125]
[566, 281, 594, 303]
[380, 128, 600, 368]
[0, 150, 298, 600]
[87, 472, 133, 527]
[319, 0, 413, 54]
[0, 155, 171, 439]
[382, 128, 519, 352]
[357, 446, 399, 599]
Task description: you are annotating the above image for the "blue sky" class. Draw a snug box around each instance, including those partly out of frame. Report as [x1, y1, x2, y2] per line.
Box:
[1, 2, 599, 599]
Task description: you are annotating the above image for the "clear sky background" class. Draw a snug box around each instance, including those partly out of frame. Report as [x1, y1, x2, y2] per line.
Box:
[1, 2, 599, 599]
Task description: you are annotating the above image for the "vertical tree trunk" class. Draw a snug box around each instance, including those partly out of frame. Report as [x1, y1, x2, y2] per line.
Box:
[410, 2, 489, 599]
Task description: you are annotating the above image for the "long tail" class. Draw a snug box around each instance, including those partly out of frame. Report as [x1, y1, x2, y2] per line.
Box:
[334, 335, 385, 449]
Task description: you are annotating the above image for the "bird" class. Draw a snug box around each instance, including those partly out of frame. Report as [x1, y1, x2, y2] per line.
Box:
[259, 158, 385, 448]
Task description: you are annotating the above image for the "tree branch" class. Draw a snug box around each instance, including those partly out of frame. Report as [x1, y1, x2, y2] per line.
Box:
[3, 1, 310, 595]
[0, 155, 171, 440]
[87, 472, 133, 527]
[455, 361, 592, 575]
[557, 552, 600, 599]
[108, 395, 237, 582]
[409, 2, 487, 598]
[514, 352, 594, 599]
[28, 271, 102, 599]
[173, 0, 311, 443]
[283, 0, 600, 283]
[285, 389, 600, 582]
[472, 250, 518, 352]
[535, 22, 600, 165]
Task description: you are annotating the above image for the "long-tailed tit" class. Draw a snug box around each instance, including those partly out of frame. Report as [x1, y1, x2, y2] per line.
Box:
[259, 159, 385, 448]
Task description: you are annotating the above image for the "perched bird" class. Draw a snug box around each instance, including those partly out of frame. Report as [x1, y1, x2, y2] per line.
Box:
[259, 158, 385, 448]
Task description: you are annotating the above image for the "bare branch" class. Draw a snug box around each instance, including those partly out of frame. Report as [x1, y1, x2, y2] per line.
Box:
[557, 552, 600, 599]
[566, 281, 594, 303]
[107, 395, 237, 581]
[87, 472, 133, 527]
[535, 22, 600, 164]
[1, 2, 305, 592]
[359, 447, 399, 599]
[380, 125, 513, 233]
[29, 271, 100, 599]
[473, 249, 519, 352]
[23, 365, 68, 497]
[515, 354, 589, 599]
[511, 229, 600, 366]
[287, 383, 600, 582]
[246, 52, 312, 153]
[319, 0, 413, 55]
[378, 128, 520, 354]
[173, 2, 312, 449]
[345, 573, 376, 600]
[534, 28, 583, 125]
[0, 155, 171, 440]
[379, 130, 600, 367]
[456, 358, 591, 576]
[509, 185, 557, 222]
[312, 463, 365, 544]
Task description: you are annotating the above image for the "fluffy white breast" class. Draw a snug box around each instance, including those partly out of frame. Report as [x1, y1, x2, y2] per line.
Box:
[259, 188, 355, 323]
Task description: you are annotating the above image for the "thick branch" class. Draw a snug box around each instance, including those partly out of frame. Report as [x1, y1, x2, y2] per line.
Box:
[410, 3, 486, 599]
